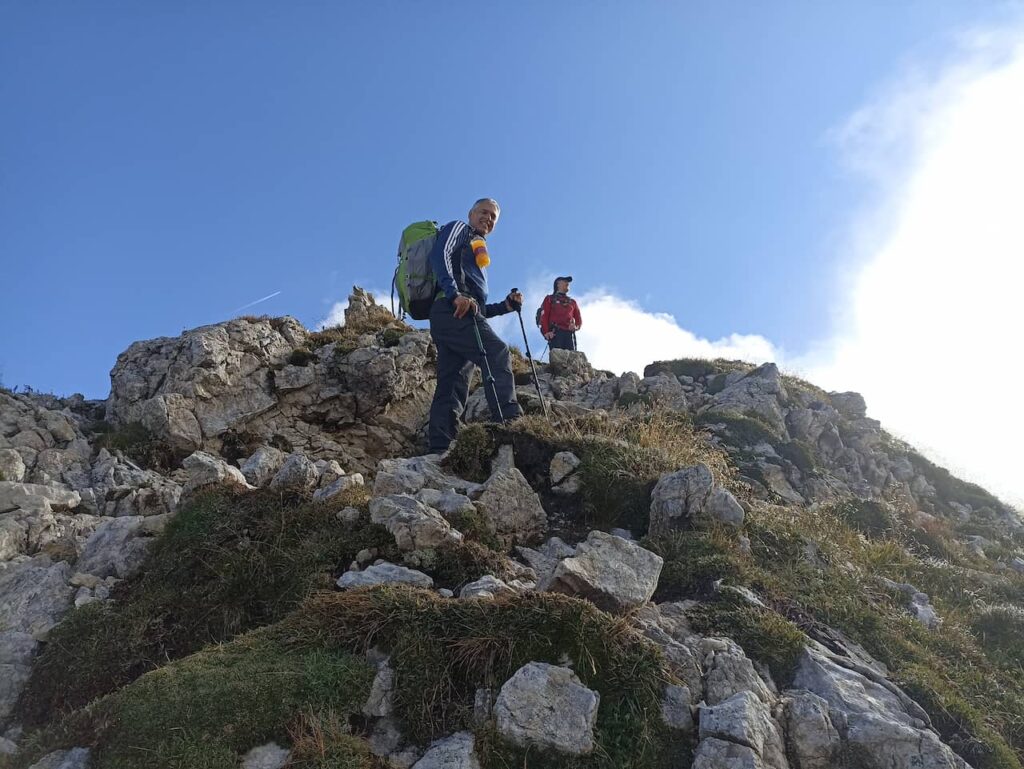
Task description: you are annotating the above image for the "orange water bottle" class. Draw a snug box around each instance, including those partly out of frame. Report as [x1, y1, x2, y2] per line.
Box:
[470, 237, 490, 268]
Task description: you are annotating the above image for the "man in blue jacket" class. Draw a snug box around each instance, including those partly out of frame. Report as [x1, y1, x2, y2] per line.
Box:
[427, 198, 523, 453]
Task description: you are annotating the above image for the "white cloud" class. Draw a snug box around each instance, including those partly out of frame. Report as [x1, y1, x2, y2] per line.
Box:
[508, 274, 783, 375]
[805, 25, 1024, 509]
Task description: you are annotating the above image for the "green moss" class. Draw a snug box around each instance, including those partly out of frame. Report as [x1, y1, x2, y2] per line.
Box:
[686, 592, 806, 684]
[20, 629, 374, 769]
[695, 410, 781, 446]
[643, 358, 752, 380]
[18, 486, 387, 728]
[575, 439, 669, 532]
[644, 530, 749, 601]
[286, 587, 671, 768]
[833, 498, 897, 538]
[445, 424, 495, 483]
[617, 391, 653, 409]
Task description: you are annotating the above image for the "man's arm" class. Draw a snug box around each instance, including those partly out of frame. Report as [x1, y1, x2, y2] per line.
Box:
[572, 299, 582, 330]
[428, 221, 470, 301]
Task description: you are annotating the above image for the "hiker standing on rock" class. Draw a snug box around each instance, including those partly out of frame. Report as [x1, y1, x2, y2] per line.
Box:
[426, 198, 524, 453]
[539, 276, 582, 351]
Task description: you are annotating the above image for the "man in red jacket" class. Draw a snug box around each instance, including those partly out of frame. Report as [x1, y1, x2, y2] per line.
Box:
[539, 276, 582, 351]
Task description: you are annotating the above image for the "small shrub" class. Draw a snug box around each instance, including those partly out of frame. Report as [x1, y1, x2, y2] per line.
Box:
[971, 604, 1024, 657]
[17, 486, 384, 727]
[695, 410, 780, 447]
[686, 592, 806, 684]
[644, 530, 748, 600]
[445, 424, 495, 483]
[288, 347, 316, 366]
[834, 498, 897, 538]
[94, 422, 181, 472]
[19, 630, 374, 769]
[287, 588, 671, 768]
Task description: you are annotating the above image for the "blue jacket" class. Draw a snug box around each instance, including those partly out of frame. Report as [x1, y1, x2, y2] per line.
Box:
[429, 220, 511, 318]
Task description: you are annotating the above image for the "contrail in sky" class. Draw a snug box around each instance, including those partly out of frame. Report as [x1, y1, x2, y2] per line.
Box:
[231, 291, 282, 314]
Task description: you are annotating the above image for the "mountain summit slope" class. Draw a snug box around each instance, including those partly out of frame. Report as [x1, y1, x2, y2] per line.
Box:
[2, 288, 1022, 769]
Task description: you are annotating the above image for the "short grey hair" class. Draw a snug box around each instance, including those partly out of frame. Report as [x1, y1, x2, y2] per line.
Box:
[472, 197, 500, 212]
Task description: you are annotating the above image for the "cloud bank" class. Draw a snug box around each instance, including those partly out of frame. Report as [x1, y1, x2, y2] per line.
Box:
[804, 26, 1024, 508]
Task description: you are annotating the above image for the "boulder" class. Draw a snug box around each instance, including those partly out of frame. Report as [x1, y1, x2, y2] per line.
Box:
[269, 453, 319, 493]
[75, 516, 152, 579]
[649, 464, 744, 533]
[702, 638, 775, 706]
[363, 658, 396, 717]
[337, 563, 434, 590]
[374, 455, 482, 498]
[312, 473, 365, 502]
[0, 630, 37, 724]
[515, 537, 575, 591]
[240, 446, 287, 487]
[549, 451, 581, 495]
[241, 742, 291, 769]
[705, 363, 789, 436]
[661, 684, 694, 732]
[698, 690, 788, 769]
[411, 731, 480, 769]
[460, 575, 516, 600]
[181, 451, 253, 495]
[692, 738, 762, 769]
[369, 495, 459, 551]
[0, 555, 74, 637]
[26, 749, 91, 769]
[0, 450, 26, 483]
[781, 690, 840, 769]
[474, 468, 547, 546]
[494, 662, 600, 755]
[547, 530, 663, 613]
[0, 482, 80, 515]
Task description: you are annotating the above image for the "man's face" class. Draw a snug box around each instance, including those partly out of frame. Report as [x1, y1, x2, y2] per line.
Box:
[469, 201, 500, 235]
[556, 280, 570, 293]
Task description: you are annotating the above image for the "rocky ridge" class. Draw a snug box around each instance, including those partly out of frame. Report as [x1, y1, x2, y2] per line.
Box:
[2, 287, 1023, 769]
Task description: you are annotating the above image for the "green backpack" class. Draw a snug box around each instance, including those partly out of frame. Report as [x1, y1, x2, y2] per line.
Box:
[392, 220, 439, 320]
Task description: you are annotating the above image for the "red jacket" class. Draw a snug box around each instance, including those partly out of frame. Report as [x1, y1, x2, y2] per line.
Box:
[540, 293, 582, 335]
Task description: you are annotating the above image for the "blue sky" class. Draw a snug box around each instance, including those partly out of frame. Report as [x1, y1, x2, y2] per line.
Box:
[3, 2, 1024, 503]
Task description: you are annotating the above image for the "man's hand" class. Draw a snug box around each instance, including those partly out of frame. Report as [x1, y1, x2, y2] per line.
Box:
[544, 331, 555, 340]
[505, 289, 524, 313]
[453, 295, 477, 319]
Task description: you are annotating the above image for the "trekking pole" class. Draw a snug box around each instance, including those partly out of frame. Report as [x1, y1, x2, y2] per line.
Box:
[511, 288, 550, 419]
[470, 312, 505, 424]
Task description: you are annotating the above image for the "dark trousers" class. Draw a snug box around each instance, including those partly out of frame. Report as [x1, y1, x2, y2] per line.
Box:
[428, 299, 522, 452]
[550, 328, 577, 351]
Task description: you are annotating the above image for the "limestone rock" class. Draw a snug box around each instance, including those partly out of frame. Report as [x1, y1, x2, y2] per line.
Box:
[494, 662, 600, 755]
[363, 658, 395, 717]
[337, 563, 434, 590]
[705, 363, 789, 436]
[702, 638, 775, 706]
[416, 488, 475, 519]
[549, 451, 581, 495]
[75, 516, 153, 579]
[369, 495, 459, 551]
[474, 468, 547, 546]
[312, 473, 365, 502]
[374, 455, 482, 498]
[0, 555, 74, 637]
[515, 537, 575, 591]
[26, 749, 91, 769]
[181, 451, 253, 495]
[0, 450, 26, 483]
[547, 530, 662, 614]
[692, 737, 762, 769]
[240, 446, 287, 487]
[0, 630, 36, 725]
[0, 482, 80, 516]
[241, 742, 291, 769]
[781, 690, 840, 769]
[411, 731, 480, 769]
[698, 690, 788, 769]
[649, 464, 744, 533]
[661, 684, 694, 732]
[460, 575, 516, 599]
[269, 453, 319, 493]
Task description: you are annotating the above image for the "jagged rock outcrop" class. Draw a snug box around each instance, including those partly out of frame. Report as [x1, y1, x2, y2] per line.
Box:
[105, 291, 436, 475]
